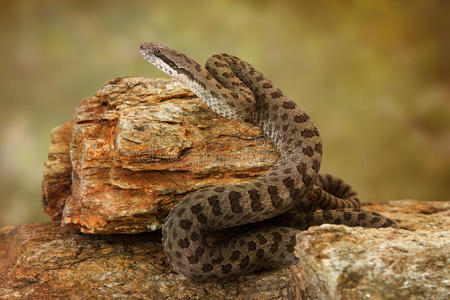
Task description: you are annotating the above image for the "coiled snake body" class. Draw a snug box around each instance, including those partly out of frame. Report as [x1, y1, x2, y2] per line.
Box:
[139, 42, 396, 281]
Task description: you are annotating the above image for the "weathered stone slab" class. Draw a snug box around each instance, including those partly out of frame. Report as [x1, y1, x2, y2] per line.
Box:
[1, 200, 448, 299]
[42, 77, 277, 234]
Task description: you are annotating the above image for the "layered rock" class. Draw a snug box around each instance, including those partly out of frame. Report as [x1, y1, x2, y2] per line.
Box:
[12, 77, 446, 299]
[42, 77, 277, 234]
[1, 200, 448, 299]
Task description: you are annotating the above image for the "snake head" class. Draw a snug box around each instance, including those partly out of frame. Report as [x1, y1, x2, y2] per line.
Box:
[139, 41, 204, 80]
[139, 42, 166, 58]
[139, 42, 178, 76]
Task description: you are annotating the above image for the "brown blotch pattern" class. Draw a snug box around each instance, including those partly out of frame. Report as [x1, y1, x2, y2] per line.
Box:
[229, 191, 244, 213]
[227, 101, 235, 108]
[190, 231, 200, 241]
[207, 195, 222, 216]
[270, 243, 279, 253]
[356, 212, 368, 221]
[267, 185, 283, 209]
[195, 247, 205, 258]
[197, 213, 208, 225]
[212, 254, 224, 264]
[180, 219, 193, 230]
[296, 161, 307, 174]
[294, 114, 309, 123]
[190, 203, 202, 215]
[248, 189, 263, 212]
[256, 249, 265, 259]
[202, 264, 213, 273]
[239, 256, 250, 269]
[247, 241, 257, 251]
[210, 90, 219, 98]
[178, 238, 190, 249]
[302, 146, 314, 157]
[271, 90, 283, 98]
[222, 264, 232, 274]
[370, 216, 381, 224]
[314, 143, 323, 154]
[312, 159, 320, 171]
[230, 250, 241, 261]
[301, 129, 315, 138]
[282, 101, 296, 109]
[256, 234, 268, 245]
[322, 210, 332, 220]
[303, 174, 313, 186]
[282, 177, 296, 195]
[188, 255, 199, 264]
[272, 232, 282, 242]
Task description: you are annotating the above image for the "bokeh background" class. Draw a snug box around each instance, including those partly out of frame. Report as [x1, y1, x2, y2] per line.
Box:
[1, 0, 448, 226]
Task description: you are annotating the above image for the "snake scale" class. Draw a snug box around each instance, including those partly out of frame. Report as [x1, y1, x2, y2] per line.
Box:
[139, 42, 397, 281]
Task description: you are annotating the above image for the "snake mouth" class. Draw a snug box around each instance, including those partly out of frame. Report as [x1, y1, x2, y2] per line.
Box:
[139, 48, 176, 76]
[139, 47, 150, 60]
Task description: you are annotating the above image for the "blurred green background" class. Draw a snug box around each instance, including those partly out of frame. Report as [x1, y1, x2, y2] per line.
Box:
[0, 0, 448, 226]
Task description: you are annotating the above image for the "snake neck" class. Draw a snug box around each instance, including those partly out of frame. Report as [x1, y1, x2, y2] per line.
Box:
[140, 44, 254, 122]
[139, 42, 322, 162]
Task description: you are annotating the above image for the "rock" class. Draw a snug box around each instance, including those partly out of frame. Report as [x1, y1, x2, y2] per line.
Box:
[1, 200, 448, 299]
[41, 77, 277, 234]
[33, 77, 448, 298]
[41, 121, 73, 220]
[292, 200, 450, 299]
[0, 222, 293, 299]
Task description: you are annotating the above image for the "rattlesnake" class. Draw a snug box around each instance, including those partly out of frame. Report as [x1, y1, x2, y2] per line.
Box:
[139, 42, 397, 281]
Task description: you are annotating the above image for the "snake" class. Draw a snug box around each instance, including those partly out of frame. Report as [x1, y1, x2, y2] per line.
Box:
[139, 42, 397, 281]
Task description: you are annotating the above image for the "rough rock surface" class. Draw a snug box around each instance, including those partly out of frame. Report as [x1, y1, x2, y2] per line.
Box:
[0, 221, 292, 299]
[1, 200, 448, 299]
[292, 200, 450, 300]
[30, 77, 449, 299]
[42, 77, 277, 234]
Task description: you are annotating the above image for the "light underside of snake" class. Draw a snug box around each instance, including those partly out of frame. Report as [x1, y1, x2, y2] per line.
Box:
[139, 42, 397, 281]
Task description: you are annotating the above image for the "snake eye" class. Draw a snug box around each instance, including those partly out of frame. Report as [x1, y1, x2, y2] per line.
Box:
[154, 48, 161, 54]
